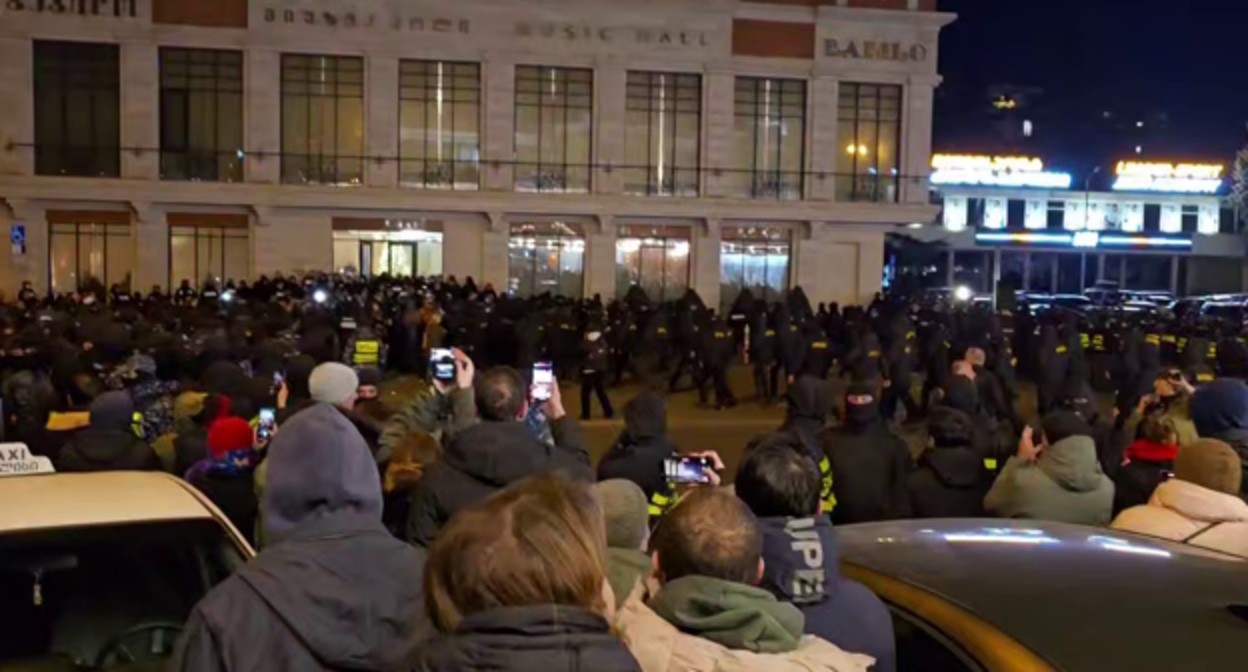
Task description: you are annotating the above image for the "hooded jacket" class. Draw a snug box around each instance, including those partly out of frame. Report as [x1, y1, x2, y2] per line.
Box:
[818, 386, 912, 525]
[1191, 379, 1248, 496]
[406, 417, 591, 546]
[173, 404, 432, 672]
[1111, 479, 1248, 559]
[758, 517, 895, 672]
[984, 435, 1115, 525]
[780, 377, 831, 462]
[414, 606, 640, 672]
[598, 392, 677, 501]
[614, 575, 873, 672]
[56, 391, 160, 473]
[907, 434, 990, 520]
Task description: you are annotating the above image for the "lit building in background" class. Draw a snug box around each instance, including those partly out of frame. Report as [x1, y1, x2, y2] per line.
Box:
[917, 155, 1243, 297]
[0, 0, 954, 309]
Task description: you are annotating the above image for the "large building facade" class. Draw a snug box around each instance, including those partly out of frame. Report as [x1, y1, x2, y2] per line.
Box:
[0, 0, 950, 308]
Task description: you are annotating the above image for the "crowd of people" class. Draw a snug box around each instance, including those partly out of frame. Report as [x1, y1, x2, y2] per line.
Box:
[3, 272, 1248, 671]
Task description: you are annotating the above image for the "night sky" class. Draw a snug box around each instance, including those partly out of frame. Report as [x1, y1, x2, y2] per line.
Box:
[935, 0, 1248, 173]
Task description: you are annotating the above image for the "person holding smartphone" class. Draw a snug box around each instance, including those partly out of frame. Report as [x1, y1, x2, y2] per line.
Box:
[376, 347, 478, 465]
[1122, 368, 1198, 449]
[406, 365, 592, 547]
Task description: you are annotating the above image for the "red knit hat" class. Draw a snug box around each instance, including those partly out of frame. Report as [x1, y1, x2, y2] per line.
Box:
[207, 417, 255, 460]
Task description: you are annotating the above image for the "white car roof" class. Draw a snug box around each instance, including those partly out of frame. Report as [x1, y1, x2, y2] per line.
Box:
[0, 471, 225, 534]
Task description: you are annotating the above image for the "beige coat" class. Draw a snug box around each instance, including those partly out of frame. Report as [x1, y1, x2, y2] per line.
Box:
[614, 597, 873, 672]
[1112, 479, 1248, 559]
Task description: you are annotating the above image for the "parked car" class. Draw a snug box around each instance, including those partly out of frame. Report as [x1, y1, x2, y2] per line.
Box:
[0, 450, 253, 670]
[840, 520, 1248, 672]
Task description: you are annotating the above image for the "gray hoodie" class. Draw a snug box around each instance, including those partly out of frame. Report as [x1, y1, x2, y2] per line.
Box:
[173, 404, 432, 671]
[984, 435, 1115, 526]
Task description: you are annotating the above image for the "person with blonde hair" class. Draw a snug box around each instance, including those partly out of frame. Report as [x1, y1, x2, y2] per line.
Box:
[415, 474, 640, 672]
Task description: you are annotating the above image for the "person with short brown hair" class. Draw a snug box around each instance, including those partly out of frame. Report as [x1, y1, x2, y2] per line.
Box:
[415, 474, 640, 672]
[615, 489, 874, 672]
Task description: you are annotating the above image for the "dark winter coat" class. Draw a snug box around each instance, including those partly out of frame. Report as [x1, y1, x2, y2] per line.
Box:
[758, 516, 896, 672]
[1191, 379, 1248, 497]
[907, 446, 991, 519]
[172, 404, 432, 672]
[411, 606, 640, 672]
[407, 418, 592, 546]
[189, 470, 259, 547]
[57, 392, 160, 473]
[597, 392, 677, 501]
[818, 417, 912, 526]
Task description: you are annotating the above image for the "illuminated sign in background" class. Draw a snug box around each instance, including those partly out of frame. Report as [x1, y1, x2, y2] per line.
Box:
[1113, 161, 1224, 194]
[930, 154, 1073, 189]
[975, 231, 1192, 249]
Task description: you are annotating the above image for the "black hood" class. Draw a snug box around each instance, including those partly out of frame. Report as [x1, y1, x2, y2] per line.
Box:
[624, 391, 667, 440]
[942, 377, 980, 416]
[759, 515, 841, 605]
[843, 380, 880, 428]
[919, 446, 985, 488]
[443, 421, 553, 488]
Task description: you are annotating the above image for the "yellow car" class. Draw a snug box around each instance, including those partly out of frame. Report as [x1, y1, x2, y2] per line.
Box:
[0, 452, 254, 671]
[840, 521, 1248, 672]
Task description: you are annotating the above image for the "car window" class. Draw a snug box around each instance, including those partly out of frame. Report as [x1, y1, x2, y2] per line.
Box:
[890, 605, 983, 672]
[0, 518, 245, 670]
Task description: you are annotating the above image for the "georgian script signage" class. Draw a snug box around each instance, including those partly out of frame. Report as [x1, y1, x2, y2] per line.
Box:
[3, 0, 137, 17]
[261, 6, 469, 34]
[515, 22, 711, 48]
[825, 39, 928, 63]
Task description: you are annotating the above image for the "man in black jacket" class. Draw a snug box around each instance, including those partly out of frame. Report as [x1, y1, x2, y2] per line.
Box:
[597, 391, 677, 510]
[908, 406, 991, 518]
[407, 366, 591, 546]
[57, 391, 160, 473]
[818, 379, 911, 525]
[172, 403, 431, 672]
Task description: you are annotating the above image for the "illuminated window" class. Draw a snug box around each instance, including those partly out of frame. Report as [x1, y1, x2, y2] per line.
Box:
[615, 225, 690, 302]
[720, 227, 791, 310]
[732, 78, 806, 200]
[281, 54, 365, 185]
[836, 83, 902, 203]
[169, 225, 249, 288]
[399, 60, 480, 190]
[332, 231, 443, 278]
[514, 66, 593, 193]
[508, 222, 585, 297]
[34, 41, 120, 177]
[49, 221, 132, 293]
[160, 48, 244, 182]
[624, 72, 701, 197]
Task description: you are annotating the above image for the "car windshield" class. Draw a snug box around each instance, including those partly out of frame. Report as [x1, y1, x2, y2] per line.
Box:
[0, 519, 245, 671]
[1204, 304, 1244, 321]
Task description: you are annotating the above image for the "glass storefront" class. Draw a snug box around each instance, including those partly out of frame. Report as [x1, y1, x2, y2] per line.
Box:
[1055, 254, 1083, 294]
[50, 221, 132, 293]
[720, 227, 791, 310]
[1123, 255, 1171, 291]
[615, 225, 690, 302]
[508, 222, 585, 297]
[332, 229, 443, 278]
[170, 225, 249, 287]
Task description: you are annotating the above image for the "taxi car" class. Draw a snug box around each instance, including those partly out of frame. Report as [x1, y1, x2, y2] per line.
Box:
[839, 520, 1248, 672]
[0, 446, 254, 671]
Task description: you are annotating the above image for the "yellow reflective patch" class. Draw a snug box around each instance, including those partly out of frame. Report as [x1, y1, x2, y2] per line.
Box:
[657, 328, 668, 334]
[1162, 335, 1176, 343]
[1198, 373, 1215, 383]
[765, 330, 776, 336]
[1055, 346, 1068, 354]
[819, 457, 836, 512]
[812, 342, 828, 350]
[1010, 358, 1018, 367]
[356, 341, 380, 354]
[1145, 335, 1161, 345]
[868, 350, 880, 358]
[984, 458, 999, 470]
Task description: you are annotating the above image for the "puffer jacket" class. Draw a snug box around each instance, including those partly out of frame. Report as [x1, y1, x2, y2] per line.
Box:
[413, 606, 640, 672]
[57, 392, 160, 473]
[1112, 479, 1248, 559]
[984, 435, 1115, 525]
